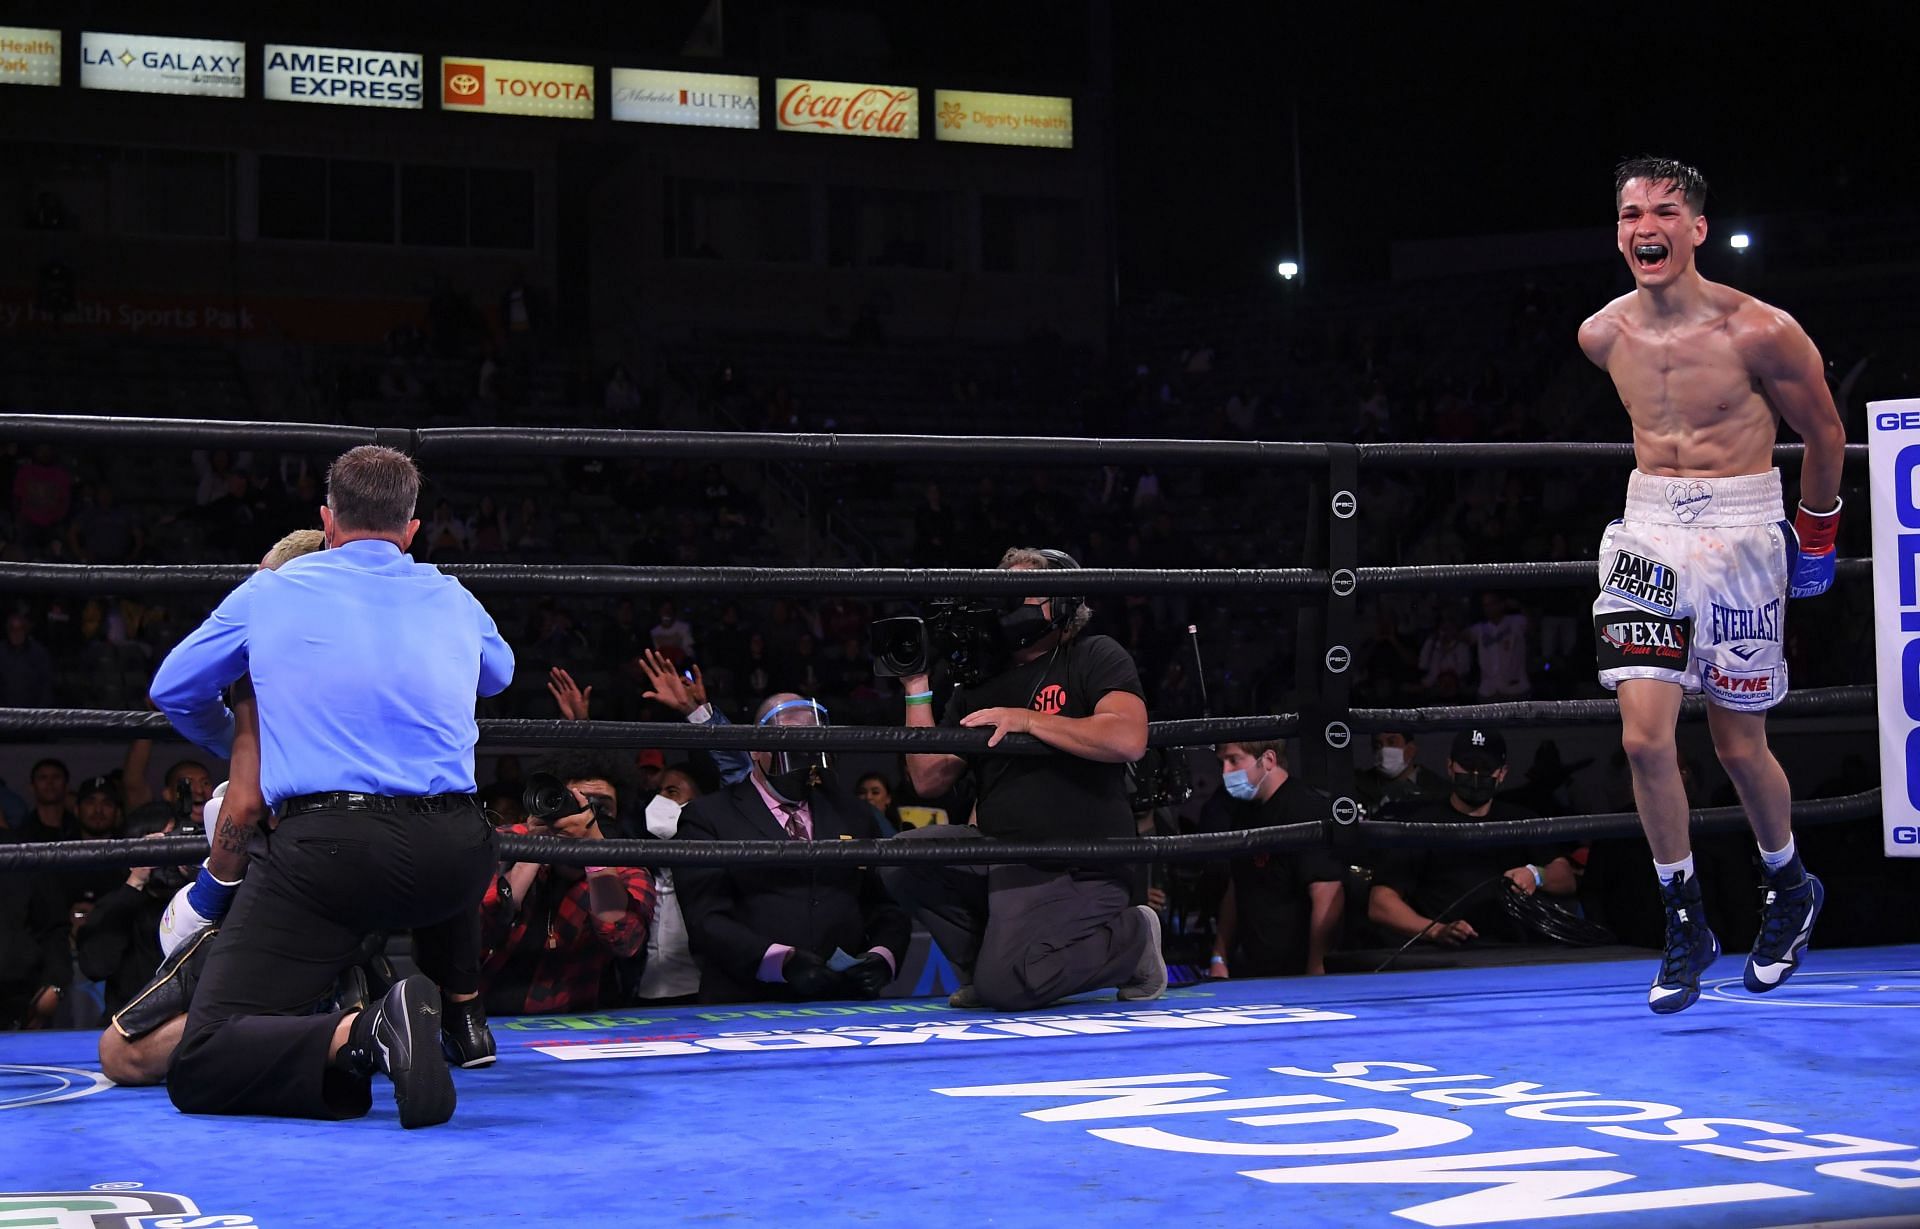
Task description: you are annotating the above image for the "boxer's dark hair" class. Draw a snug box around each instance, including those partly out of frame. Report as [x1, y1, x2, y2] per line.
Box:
[1614, 156, 1708, 213]
[326, 445, 420, 533]
[533, 749, 638, 808]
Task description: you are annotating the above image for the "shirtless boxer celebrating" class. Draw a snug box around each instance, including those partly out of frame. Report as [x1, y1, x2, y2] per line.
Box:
[1578, 157, 1846, 1014]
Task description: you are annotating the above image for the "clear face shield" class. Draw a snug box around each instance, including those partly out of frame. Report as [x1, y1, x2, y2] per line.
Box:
[758, 698, 832, 801]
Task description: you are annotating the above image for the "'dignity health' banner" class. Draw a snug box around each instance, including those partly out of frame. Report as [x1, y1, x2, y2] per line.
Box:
[0, 26, 60, 87]
[1869, 396, 1920, 857]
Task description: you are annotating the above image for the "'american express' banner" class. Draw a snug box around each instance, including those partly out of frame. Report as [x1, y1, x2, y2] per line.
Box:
[265, 44, 423, 108]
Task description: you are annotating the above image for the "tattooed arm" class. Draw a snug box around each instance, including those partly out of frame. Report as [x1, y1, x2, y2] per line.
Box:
[206, 676, 269, 882]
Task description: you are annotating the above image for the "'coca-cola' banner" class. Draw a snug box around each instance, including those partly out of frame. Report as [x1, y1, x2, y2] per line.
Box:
[774, 78, 918, 140]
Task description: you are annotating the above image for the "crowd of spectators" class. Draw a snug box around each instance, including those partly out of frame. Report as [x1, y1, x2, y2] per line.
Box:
[0, 262, 1902, 1031]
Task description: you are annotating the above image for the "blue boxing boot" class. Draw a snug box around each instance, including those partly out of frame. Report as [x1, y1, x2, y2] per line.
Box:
[1649, 870, 1719, 1014]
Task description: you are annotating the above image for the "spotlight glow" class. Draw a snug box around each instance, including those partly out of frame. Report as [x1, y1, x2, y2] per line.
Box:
[1276, 261, 1300, 280]
[1729, 233, 1751, 250]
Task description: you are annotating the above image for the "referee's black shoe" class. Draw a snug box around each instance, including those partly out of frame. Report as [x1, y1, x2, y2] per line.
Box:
[441, 996, 497, 1069]
[368, 974, 457, 1128]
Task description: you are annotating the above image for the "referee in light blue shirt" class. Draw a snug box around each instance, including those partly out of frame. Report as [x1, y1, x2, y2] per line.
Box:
[151, 445, 513, 1129]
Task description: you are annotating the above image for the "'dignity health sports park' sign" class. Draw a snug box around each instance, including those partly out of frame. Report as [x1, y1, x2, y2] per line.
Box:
[1869, 396, 1920, 857]
[81, 32, 244, 98]
[0, 26, 61, 87]
[265, 44, 423, 108]
[934, 90, 1073, 149]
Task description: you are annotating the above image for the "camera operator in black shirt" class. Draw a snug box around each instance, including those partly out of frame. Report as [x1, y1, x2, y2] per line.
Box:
[880, 548, 1164, 1010]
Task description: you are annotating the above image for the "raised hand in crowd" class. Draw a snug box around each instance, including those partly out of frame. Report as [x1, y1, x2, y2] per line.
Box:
[638, 649, 707, 715]
[547, 666, 592, 721]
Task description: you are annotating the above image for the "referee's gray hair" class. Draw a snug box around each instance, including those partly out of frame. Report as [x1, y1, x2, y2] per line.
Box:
[326, 445, 420, 533]
[997, 546, 1093, 641]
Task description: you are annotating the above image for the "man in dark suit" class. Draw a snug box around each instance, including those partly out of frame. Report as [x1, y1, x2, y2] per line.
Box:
[675, 693, 909, 1004]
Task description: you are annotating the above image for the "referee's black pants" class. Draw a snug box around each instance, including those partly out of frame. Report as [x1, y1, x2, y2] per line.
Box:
[168, 799, 495, 1120]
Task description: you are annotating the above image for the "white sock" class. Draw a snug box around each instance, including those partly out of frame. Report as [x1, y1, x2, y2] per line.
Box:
[1653, 854, 1696, 885]
[1759, 835, 1796, 873]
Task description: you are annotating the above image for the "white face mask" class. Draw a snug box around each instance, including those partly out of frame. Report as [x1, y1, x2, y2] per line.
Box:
[1374, 747, 1407, 777]
[645, 794, 683, 839]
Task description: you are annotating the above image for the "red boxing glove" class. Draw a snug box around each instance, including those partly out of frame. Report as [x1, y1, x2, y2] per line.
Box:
[1793, 499, 1841, 554]
[1788, 498, 1842, 599]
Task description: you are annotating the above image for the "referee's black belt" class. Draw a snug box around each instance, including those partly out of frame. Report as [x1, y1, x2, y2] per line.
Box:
[279, 791, 479, 819]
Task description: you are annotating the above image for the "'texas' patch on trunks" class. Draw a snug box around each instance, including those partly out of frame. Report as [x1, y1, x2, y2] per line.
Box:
[1603, 549, 1678, 616]
[1595, 612, 1689, 670]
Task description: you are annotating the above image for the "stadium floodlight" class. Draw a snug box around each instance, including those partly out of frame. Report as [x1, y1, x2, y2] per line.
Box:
[1276, 261, 1300, 280]
[1729, 233, 1751, 251]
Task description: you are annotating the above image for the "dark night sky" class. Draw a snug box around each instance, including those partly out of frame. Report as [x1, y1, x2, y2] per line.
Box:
[1111, 6, 1916, 292]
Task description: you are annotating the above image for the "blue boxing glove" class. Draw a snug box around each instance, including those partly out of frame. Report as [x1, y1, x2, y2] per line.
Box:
[1788, 498, 1842, 599]
[158, 860, 242, 957]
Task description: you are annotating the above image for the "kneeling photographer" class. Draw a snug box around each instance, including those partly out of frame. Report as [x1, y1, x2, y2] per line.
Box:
[477, 752, 657, 1017]
[78, 807, 203, 1017]
[879, 547, 1164, 1011]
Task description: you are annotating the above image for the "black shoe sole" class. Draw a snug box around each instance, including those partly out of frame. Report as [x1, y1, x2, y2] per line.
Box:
[384, 978, 456, 1129]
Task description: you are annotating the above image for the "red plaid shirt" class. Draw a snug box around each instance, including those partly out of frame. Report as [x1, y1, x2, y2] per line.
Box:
[479, 825, 656, 1014]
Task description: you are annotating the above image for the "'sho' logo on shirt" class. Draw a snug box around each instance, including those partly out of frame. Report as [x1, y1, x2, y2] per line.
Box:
[1604, 549, 1677, 615]
[1032, 684, 1067, 715]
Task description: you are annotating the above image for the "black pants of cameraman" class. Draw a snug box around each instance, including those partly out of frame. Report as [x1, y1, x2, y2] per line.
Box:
[168, 796, 494, 1121]
[880, 825, 1147, 1011]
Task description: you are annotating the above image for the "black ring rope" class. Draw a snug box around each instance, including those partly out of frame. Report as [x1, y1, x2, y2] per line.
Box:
[0, 684, 1873, 748]
[0, 558, 1872, 596]
[1, 412, 1881, 882]
[0, 790, 1880, 873]
[0, 414, 1870, 470]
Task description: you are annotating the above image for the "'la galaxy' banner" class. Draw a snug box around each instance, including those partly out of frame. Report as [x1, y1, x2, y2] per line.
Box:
[1870, 397, 1920, 857]
[265, 44, 423, 108]
[81, 32, 244, 97]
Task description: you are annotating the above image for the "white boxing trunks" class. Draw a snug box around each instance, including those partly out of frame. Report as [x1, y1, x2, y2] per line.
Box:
[1593, 468, 1795, 712]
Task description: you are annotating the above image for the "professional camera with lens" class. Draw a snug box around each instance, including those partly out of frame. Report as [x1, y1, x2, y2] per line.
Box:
[149, 820, 204, 895]
[1126, 747, 1194, 811]
[523, 772, 610, 825]
[869, 598, 1010, 687]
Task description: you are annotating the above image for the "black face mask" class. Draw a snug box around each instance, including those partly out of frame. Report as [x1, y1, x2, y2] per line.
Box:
[765, 752, 833, 803]
[998, 602, 1055, 650]
[1452, 770, 1499, 808]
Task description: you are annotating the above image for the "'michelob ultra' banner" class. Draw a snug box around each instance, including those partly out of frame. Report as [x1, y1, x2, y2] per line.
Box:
[1869, 397, 1920, 856]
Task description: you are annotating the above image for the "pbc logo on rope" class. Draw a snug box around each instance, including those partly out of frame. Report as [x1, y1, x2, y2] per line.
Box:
[1595, 614, 1688, 668]
[1603, 550, 1677, 615]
